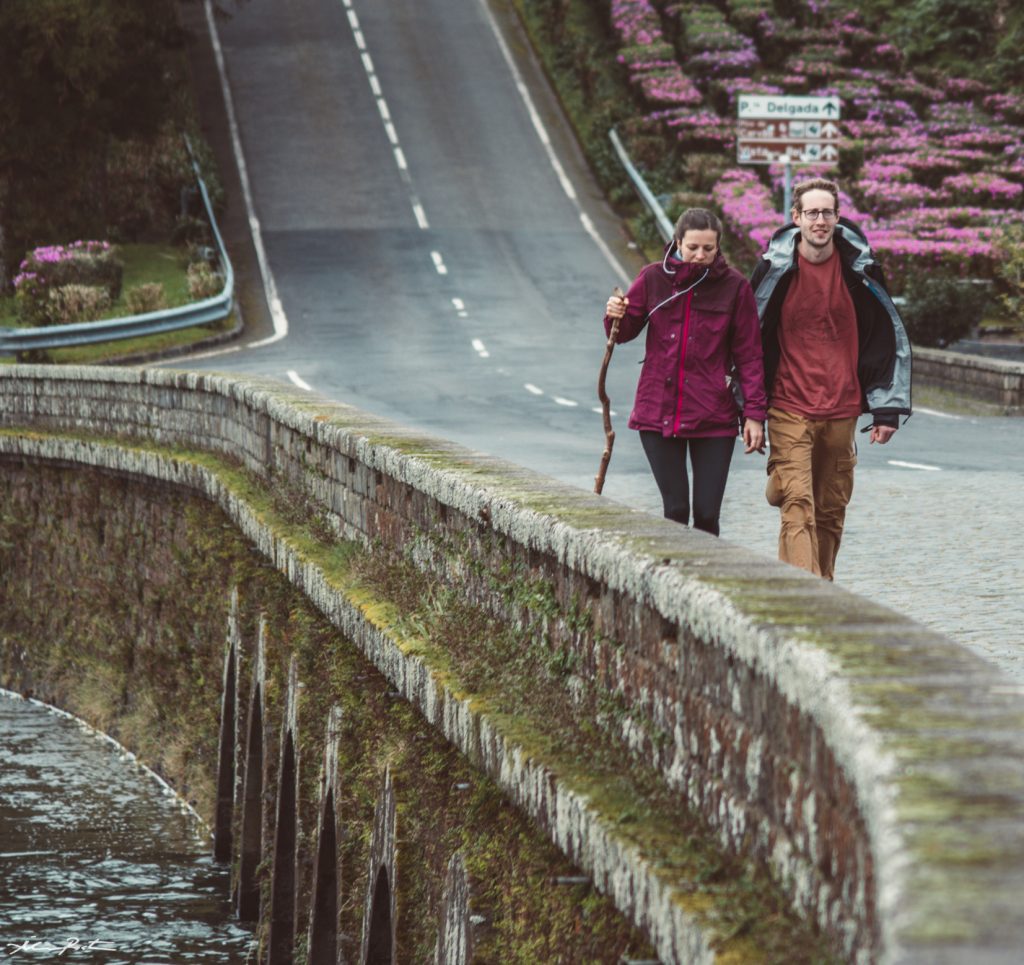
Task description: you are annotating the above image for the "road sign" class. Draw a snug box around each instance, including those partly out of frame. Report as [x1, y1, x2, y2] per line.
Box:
[736, 95, 842, 166]
[737, 95, 841, 119]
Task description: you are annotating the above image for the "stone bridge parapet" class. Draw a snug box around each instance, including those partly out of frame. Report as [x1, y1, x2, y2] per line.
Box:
[2, 365, 1023, 964]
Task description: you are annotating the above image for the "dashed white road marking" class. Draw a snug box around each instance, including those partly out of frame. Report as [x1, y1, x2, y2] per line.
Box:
[346, 0, 435, 237]
[524, 383, 544, 396]
[915, 406, 963, 420]
[452, 298, 465, 310]
[471, 339, 489, 358]
[888, 459, 941, 471]
[552, 396, 579, 407]
[431, 251, 448, 275]
[591, 406, 617, 416]
[287, 370, 313, 392]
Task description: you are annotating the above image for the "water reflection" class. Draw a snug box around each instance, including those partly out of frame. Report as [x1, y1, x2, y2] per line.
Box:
[0, 692, 253, 962]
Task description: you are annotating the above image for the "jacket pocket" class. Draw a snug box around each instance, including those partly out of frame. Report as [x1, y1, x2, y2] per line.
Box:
[690, 312, 730, 361]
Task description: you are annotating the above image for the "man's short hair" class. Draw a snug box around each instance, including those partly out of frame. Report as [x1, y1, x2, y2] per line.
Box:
[791, 178, 840, 215]
[674, 207, 722, 245]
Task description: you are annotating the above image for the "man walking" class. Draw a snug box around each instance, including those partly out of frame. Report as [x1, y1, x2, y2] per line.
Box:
[750, 178, 912, 579]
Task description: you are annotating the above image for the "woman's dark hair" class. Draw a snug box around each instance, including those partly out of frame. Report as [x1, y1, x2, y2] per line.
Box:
[674, 208, 722, 246]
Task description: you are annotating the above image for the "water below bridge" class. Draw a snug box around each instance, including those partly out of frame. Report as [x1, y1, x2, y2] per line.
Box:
[0, 691, 253, 963]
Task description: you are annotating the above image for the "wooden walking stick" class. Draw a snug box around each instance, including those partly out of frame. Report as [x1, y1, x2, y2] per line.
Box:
[594, 286, 624, 494]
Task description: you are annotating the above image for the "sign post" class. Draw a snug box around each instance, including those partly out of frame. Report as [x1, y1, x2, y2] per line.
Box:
[736, 96, 842, 215]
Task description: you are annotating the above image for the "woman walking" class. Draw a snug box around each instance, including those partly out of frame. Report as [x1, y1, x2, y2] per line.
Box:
[604, 208, 767, 535]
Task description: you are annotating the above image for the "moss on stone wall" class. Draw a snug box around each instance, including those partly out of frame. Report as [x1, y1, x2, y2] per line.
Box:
[0, 456, 658, 962]
[0, 434, 843, 962]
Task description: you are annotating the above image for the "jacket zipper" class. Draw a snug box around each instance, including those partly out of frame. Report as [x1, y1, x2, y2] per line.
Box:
[672, 291, 693, 435]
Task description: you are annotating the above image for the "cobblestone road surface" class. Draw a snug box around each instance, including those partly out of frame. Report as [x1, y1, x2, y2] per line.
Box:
[597, 408, 1024, 684]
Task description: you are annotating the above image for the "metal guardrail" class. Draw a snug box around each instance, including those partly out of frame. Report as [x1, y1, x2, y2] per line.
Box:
[0, 138, 234, 357]
[608, 127, 674, 244]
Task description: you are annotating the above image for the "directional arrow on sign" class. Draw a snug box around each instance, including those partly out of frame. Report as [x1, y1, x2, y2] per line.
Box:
[737, 95, 841, 119]
[822, 144, 839, 160]
[822, 121, 841, 138]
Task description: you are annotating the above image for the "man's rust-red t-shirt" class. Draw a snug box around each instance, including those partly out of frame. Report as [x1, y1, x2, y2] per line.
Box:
[771, 250, 862, 419]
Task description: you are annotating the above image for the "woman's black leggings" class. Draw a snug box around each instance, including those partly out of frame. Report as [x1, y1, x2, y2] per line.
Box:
[639, 431, 735, 536]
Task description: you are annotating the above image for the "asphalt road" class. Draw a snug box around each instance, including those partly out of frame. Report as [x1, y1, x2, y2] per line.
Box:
[182, 0, 644, 480]
[177, 0, 1024, 678]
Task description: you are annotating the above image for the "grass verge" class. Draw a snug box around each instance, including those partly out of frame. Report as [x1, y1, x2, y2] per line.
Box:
[0, 243, 235, 364]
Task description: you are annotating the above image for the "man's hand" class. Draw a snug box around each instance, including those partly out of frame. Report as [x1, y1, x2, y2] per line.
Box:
[605, 294, 627, 319]
[869, 425, 897, 444]
[743, 418, 765, 454]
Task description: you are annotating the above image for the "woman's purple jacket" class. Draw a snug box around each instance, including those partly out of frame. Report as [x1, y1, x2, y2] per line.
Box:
[604, 246, 768, 438]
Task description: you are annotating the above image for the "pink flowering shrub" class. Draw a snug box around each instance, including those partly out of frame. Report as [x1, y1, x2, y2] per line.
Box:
[611, 0, 704, 113]
[125, 283, 169, 315]
[860, 158, 913, 183]
[688, 45, 760, 79]
[984, 93, 1024, 124]
[636, 66, 703, 106]
[187, 261, 223, 300]
[707, 76, 783, 112]
[720, 0, 772, 34]
[943, 77, 990, 103]
[785, 57, 842, 82]
[13, 242, 123, 327]
[609, 0, 664, 48]
[45, 285, 113, 326]
[600, 0, 1024, 288]
[711, 168, 779, 257]
[943, 173, 1024, 207]
[662, 109, 735, 149]
[997, 155, 1024, 184]
[756, 71, 812, 92]
[858, 180, 944, 216]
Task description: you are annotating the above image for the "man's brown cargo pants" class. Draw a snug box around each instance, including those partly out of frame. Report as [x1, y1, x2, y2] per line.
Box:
[765, 407, 858, 581]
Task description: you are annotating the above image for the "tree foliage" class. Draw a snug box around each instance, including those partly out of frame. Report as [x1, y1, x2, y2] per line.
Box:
[900, 274, 985, 348]
[0, 0, 190, 280]
[836, 0, 1024, 85]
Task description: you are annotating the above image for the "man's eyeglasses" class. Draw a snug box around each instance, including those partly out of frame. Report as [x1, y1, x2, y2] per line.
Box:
[801, 208, 837, 222]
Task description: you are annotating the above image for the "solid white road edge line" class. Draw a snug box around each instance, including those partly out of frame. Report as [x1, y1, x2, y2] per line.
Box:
[474, 0, 630, 287]
[203, 0, 288, 347]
